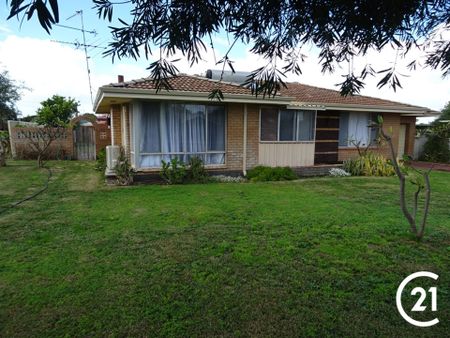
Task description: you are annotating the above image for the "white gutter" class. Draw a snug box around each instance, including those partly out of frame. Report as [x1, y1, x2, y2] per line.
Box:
[243, 104, 248, 176]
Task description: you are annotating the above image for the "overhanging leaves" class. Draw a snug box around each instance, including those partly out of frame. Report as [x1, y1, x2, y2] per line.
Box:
[6, 0, 450, 96]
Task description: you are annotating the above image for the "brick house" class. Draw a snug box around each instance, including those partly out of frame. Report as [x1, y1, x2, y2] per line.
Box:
[94, 74, 437, 175]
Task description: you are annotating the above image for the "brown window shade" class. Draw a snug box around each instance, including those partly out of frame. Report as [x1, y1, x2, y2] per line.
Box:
[260, 108, 278, 141]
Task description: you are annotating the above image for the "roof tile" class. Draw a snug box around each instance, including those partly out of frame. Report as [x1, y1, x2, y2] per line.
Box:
[108, 75, 252, 95]
[280, 82, 424, 109]
[105, 74, 428, 110]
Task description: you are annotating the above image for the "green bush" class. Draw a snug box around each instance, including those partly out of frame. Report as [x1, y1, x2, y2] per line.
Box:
[161, 158, 187, 184]
[247, 166, 298, 182]
[187, 156, 208, 183]
[343, 152, 395, 176]
[95, 148, 107, 172]
[420, 134, 450, 163]
[115, 147, 135, 185]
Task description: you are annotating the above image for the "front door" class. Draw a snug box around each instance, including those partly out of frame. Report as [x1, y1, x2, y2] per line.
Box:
[398, 124, 407, 159]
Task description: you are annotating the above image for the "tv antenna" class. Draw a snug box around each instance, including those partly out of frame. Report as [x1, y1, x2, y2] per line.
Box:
[66, 10, 95, 109]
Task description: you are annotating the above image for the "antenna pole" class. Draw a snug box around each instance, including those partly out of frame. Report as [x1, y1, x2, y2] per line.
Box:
[77, 10, 95, 109]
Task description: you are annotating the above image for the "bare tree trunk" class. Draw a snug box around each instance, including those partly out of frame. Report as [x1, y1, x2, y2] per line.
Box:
[418, 171, 432, 238]
[378, 122, 431, 240]
[26, 127, 59, 168]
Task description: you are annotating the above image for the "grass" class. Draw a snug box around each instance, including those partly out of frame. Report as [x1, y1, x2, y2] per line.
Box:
[0, 160, 449, 337]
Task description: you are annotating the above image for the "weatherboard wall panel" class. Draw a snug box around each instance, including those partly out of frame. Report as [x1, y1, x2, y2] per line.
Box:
[258, 143, 315, 167]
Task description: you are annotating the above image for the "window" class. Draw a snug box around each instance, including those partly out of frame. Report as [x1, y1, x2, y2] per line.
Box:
[260, 108, 315, 141]
[339, 112, 378, 147]
[138, 102, 225, 168]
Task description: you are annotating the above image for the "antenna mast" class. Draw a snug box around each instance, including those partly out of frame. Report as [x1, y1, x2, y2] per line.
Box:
[67, 10, 95, 109]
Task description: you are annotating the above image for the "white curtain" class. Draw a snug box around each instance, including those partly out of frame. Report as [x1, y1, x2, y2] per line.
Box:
[140, 102, 162, 168]
[138, 102, 225, 168]
[348, 112, 370, 146]
[161, 103, 184, 155]
[185, 104, 206, 162]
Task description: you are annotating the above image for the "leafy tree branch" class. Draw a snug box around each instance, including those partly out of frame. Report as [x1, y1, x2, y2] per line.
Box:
[7, 1, 450, 97]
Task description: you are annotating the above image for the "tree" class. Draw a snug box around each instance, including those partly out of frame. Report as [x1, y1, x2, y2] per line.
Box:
[26, 95, 79, 167]
[421, 122, 450, 163]
[21, 115, 38, 123]
[6, 1, 450, 98]
[0, 130, 10, 166]
[376, 116, 431, 240]
[437, 101, 450, 121]
[36, 95, 78, 126]
[0, 70, 23, 130]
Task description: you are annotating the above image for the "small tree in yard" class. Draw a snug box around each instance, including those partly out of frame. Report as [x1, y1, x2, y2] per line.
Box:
[375, 116, 431, 240]
[0, 131, 10, 167]
[420, 122, 450, 163]
[27, 95, 79, 167]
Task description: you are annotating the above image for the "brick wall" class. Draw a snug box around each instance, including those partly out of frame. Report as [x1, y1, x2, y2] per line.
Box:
[109, 104, 132, 159]
[95, 124, 111, 154]
[245, 104, 259, 169]
[338, 112, 414, 162]
[226, 103, 244, 170]
[11, 127, 73, 160]
[111, 104, 122, 146]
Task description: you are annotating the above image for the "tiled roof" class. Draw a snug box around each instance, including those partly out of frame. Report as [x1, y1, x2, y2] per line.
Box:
[280, 82, 424, 109]
[105, 74, 429, 111]
[107, 74, 252, 95]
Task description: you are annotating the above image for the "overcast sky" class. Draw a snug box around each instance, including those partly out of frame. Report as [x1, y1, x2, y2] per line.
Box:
[1, 1, 449, 124]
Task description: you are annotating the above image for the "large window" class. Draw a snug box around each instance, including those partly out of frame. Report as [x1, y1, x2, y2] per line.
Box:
[260, 108, 316, 141]
[138, 102, 225, 168]
[339, 112, 378, 147]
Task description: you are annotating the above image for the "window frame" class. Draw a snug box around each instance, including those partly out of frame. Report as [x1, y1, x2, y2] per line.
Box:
[134, 101, 227, 169]
[259, 107, 317, 143]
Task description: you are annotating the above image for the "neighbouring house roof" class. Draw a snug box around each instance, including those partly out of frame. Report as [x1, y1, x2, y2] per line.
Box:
[94, 74, 438, 116]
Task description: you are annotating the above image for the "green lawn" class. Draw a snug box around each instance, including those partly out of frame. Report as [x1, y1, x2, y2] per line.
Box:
[0, 161, 449, 337]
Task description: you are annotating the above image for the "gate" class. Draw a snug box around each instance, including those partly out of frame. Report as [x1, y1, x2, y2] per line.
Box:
[73, 125, 96, 160]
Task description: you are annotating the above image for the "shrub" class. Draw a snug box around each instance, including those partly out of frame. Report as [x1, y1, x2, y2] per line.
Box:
[95, 148, 107, 172]
[187, 156, 208, 183]
[343, 152, 395, 176]
[246, 166, 298, 182]
[329, 168, 351, 177]
[160, 158, 187, 184]
[115, 147, 135, 185]
[420, 133, 450, 163]
[0, 131, 10, 166]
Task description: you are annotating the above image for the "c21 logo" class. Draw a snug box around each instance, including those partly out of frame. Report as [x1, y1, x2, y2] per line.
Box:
[396, 271, 439, 327]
